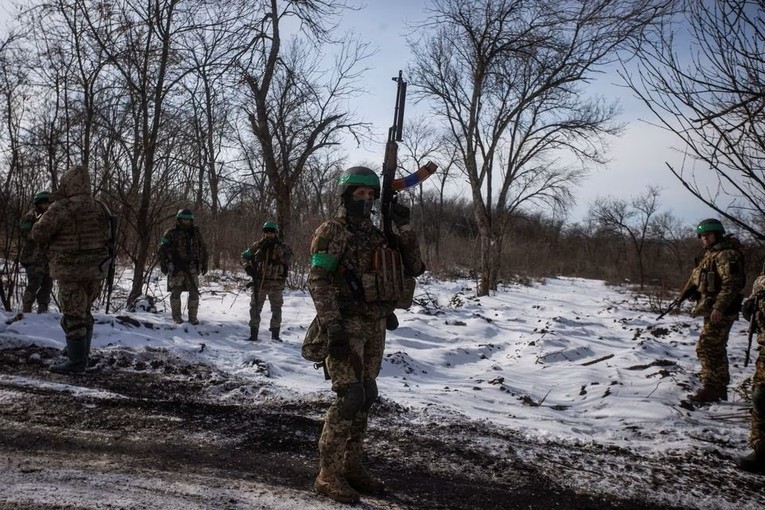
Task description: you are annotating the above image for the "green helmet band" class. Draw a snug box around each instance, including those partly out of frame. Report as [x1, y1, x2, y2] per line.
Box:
[176, 208, 194, 220]
[695, 219, 724, 236]
[337, 173, 380, 188]
[33, 191, 50, 204]
[263, 220, 278, 232]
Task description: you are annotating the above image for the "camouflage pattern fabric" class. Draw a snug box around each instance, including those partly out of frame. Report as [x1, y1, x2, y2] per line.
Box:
[29, 166, 111, 282]
[158, 225, 208, 275]
[248, 278, 285, 334]
[689, 235, 745, 318]
[19, 207, 49, 266]
[22, 264, 53, 312]
[696, 317, 734, 390]
[168, 271, 200, 322]
[242, 236, 292, 335]
[308, 208, 424, 476]
[58, 280, 103, 341]
[750, 345, 765, 454]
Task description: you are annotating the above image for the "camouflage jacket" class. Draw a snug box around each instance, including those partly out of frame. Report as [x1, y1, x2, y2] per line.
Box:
[241, 237, 292, 282]
[158, 224, 208, 276]
[308, 208, 425, 326]
[689, 235, 745, 318]
[29, 166, 111, 281]
[19, 206, 48, 266]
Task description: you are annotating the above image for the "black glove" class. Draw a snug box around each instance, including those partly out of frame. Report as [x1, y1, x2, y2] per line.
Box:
[326, 323, 349, 361]
[390, 202, 411, 227]
[743, 298, 756, 322]
[245, 265, 255, 277]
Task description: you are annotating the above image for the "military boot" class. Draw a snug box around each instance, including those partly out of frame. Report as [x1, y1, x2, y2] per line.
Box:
[21, 302, 32, 313]
[688, 386, 727, 404]
[270, 327, 281, 341]
[738, 450, 765, 474]
[188, 304, 200, 325]
[37, 303, 49, 313]
[246, 330, 258, 342]
[50, 338, 87, 374]
[343, 462, 385, 494]
[314, 468, 360, 504]
[170, 299, 183, 324]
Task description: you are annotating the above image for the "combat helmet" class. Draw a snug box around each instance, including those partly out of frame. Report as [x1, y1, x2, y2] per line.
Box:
[263, 220, 279, 232]
[695, 218, 724, 237]
[33, 191, 50, 204]
[176, 208, 194, 221]
[336, 166, 380, 199]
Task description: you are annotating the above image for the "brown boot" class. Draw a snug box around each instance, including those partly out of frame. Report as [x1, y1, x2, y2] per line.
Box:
[343, 463, 385, 494]
[688, 386, 727, 404]
[314, 468, 360, 504]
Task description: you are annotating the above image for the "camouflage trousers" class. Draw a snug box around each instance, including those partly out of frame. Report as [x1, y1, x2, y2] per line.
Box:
[750, 338, 765, 453]
[249, 279, 284, 334]
[319, 314, 386, 474]
[58, 279, 102, 341]
[168, 271, 200, 322]
[22, 264, 53, 312]
[696, 317, 734, 390]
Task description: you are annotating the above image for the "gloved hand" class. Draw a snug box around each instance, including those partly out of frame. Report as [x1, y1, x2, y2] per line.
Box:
[390, 202, 411, 227]
[245, 265, 255, 277]
[200, 263, 208, 276]
[743, 298, 756, 322]
[326, 323, 349, 361]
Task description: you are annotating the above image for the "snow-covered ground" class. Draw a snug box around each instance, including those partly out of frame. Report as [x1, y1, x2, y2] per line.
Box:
[1, 273, 762, 509]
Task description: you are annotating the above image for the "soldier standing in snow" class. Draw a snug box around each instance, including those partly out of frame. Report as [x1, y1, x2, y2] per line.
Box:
[684, 218, 745, 404]
[30, 166, 112, 374]
[19, 191, 53, 313]
[739, 274, 765, 473]
[241, 220, 292, 341]
[307, 166, 425, 504]
[157, 209, 208, 325]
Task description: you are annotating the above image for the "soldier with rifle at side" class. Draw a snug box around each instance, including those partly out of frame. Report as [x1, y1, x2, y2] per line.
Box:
[157, 208, 208, 325]
[680, 218, 745, 404]
[19, 191, 53, 313]
[30, 165, 112, 374]
[738, 272, 765, 473]
[241, 220, 292, 341]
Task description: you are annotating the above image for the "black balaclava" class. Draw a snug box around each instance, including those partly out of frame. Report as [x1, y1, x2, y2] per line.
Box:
[344, 190, 375, 219]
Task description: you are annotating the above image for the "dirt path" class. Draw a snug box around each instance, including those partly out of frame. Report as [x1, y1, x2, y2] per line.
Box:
[0, 345, 757, 509]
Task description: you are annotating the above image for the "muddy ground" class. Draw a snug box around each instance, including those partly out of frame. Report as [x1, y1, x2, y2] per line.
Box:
[0, 345, 763, 510]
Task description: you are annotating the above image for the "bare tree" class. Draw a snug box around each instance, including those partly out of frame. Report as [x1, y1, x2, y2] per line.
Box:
[239, 0, 371, 237]
[409, 0, 669, 295]
[588, 186, 664, 289]
[623, 0, 765, 239]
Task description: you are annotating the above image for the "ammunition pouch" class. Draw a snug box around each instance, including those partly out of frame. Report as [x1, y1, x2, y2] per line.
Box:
[360, 247, 407, 304]
[301, 316, 328, 362]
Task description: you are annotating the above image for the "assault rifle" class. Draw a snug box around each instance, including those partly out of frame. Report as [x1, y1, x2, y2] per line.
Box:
[656, 283, 698, 321]
[104, 212, 119, 313]
[380, 70, 438, 245]
[745, 294, 761, 368]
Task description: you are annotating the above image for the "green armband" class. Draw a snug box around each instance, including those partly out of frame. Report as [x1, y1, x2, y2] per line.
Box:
[311, 252, 338, 271]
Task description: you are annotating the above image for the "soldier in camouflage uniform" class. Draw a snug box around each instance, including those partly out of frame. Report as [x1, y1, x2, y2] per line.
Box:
[740, 274, 765, 473]
[19, 191, 53, 313]
[241, 220, 292, 341]
[308, 166, 425, 504]
[30, 166, 112, 374]
[157, 209, 208, 325]
[685, 218, 745, 404]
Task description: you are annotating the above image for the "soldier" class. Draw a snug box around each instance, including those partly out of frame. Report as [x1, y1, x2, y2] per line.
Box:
[685, 218, 745, 404]
[740, 274, 765, 473]
[19, 191, 53, 313]
[29, 166, 112, 374]
[241, 220, 292, 341]
[308, 166, 425, 504]
[157, 209, 208, 325]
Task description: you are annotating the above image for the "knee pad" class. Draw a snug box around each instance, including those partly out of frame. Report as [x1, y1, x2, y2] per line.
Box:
[362, 380, 378, 412]
[336, 382, 365, 421]
[753, 385, 765, 416]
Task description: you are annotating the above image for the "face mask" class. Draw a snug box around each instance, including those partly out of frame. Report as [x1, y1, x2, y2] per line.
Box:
[345, 196, 375, 218]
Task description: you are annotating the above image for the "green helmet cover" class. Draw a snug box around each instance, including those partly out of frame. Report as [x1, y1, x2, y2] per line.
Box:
[263, 220, 279, 232]
[695, 218, 724, 236]
[336, 166, 380, 198]
[176, 208, 194, 220]
[33, 191, 50, 204]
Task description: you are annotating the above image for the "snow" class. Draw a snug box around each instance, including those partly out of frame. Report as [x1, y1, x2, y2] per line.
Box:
[0, 273, 760, 508]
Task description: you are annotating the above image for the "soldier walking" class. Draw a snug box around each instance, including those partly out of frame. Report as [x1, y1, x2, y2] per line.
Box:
[157, 209, 208, 325]
[241, 221, 292, 341]
[685, 218, 745, 404]
[30, 166, 112, 374]
[307, 166, 425, 504]
[19, 191, 53, 313]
